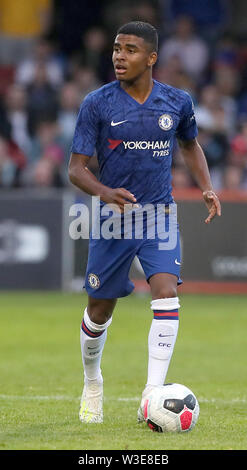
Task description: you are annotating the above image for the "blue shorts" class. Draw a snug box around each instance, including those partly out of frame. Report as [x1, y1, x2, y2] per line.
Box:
[84, 203, 182, 299]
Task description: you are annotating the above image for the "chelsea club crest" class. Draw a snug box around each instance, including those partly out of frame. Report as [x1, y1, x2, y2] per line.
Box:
[88, 273, 100, 289]
[158, 114, 173, 131]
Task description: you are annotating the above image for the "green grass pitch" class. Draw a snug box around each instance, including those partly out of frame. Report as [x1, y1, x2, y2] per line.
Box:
[0, 291, 247, 450]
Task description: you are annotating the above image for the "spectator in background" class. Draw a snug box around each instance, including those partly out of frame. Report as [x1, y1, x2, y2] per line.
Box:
[212, 38, 240, 131]
[51, 0, 103, 56]
[197, 125, 228, 191]
[133, 1, 160, 28]
[102, 0, 139, 37]
[195, 85, 230, 189]
[171, 138, 196, 189]
[0, 132, 26, 187]
[69, 63, 102, 99]
[57, 81, 81, 158]
[155, 55, 197, 98]
[213, 34, 239, 70]
[162, 0, 229, 44]
[223, 165, 244, 190]
[33, 151, 62, 187]
[228, 120, 247, 189]
[159, 15, 209, 82]
[0, 98, 12, 141]
[25, 63, 59, 137]
[102, 0, 160, 38]
[225, 110, 247, 190]
[82, 27, 112, 83]
[22, 117, 66, 187]
[15, 37, 64, 89]
[172, 165, 194, 189]
[0, 0, 52, 65]
[195, 84, 236, 138]
[4, 84, 31, 156]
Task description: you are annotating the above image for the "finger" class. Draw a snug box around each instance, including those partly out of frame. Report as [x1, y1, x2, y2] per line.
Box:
[118, 188, 137, 203]
[115, 195, 132, 207]
[205, 193, 221, 215]
[115, 196, 136, 213]
[208, 194, 221, 215]
[214, 198, 221, 216]
[205, 206, 217, 224]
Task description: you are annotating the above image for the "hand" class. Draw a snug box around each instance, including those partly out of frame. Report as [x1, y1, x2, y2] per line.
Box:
[101, 187, 137, 213]
[203, 190, 221, 224]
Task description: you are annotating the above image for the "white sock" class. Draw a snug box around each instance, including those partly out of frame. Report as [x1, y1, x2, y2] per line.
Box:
[80, 307, 112, 383]
[146, 297, 180, 387]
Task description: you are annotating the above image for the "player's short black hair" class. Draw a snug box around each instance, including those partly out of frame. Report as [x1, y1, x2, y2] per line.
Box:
[116, 21, 158, 52]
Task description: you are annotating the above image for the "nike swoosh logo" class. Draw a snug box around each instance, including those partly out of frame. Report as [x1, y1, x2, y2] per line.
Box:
[158, 334, 174, 337]
[175, 259, 181, 265]
[111, 120, 128, 126]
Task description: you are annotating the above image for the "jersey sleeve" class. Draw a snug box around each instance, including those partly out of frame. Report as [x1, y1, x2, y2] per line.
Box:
[176, 92, 198, 141]
[70, 92, 99, 156]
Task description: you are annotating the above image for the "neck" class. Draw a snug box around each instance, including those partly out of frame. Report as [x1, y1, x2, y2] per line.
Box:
[120, 72, 154, 104]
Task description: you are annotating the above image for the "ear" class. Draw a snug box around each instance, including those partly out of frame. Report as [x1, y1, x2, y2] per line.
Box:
[148, 52, 157, 67]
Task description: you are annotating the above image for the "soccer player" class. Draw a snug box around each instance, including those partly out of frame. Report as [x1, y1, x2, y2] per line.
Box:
[69, 21, 221, 424]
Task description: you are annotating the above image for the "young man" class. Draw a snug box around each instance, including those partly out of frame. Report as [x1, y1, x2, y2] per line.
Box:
[69, 21, 221, 424]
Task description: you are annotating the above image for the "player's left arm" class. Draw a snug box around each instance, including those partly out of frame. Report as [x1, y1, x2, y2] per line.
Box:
[178, 137, 221, 224]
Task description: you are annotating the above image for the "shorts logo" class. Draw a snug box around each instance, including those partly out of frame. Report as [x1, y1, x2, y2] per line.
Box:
[158, 114, 173, 131]
[88, 273, 100, 289]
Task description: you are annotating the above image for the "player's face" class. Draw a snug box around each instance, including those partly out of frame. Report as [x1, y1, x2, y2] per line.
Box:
[112, 34, 157, 82]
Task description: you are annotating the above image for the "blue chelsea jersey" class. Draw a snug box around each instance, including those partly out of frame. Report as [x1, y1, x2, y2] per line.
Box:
[71, 79, 198, 205]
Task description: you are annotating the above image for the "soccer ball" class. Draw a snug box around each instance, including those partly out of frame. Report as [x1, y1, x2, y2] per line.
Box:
[143, 383, 199, 433]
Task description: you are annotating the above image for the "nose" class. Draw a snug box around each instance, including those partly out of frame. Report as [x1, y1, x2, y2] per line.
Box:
[115, 49, 126, 61]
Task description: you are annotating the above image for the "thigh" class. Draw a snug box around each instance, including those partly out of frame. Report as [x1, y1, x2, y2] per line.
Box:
[137, 226, 182, 287]
[85, 236, 141, 299]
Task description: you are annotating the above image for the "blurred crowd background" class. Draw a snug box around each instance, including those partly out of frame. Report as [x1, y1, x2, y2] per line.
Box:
[1, 0, 247, 192]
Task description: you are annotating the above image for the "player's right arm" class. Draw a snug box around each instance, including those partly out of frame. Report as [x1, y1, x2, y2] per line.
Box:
[68, 152, 136, 212]
[69, 91, 136, 212]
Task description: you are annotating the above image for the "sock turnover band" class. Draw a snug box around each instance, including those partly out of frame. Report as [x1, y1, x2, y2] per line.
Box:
[81, 307, 112, 337]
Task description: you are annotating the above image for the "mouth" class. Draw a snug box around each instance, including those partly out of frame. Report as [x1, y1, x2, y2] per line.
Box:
[114, 64, 127, 75]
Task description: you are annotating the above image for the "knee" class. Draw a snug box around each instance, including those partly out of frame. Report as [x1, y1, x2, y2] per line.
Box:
[149, 273, 178, 300]
[88, 309, 112, 325]
[87, 297, 116, 325]
[152, 286, 177, 300]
